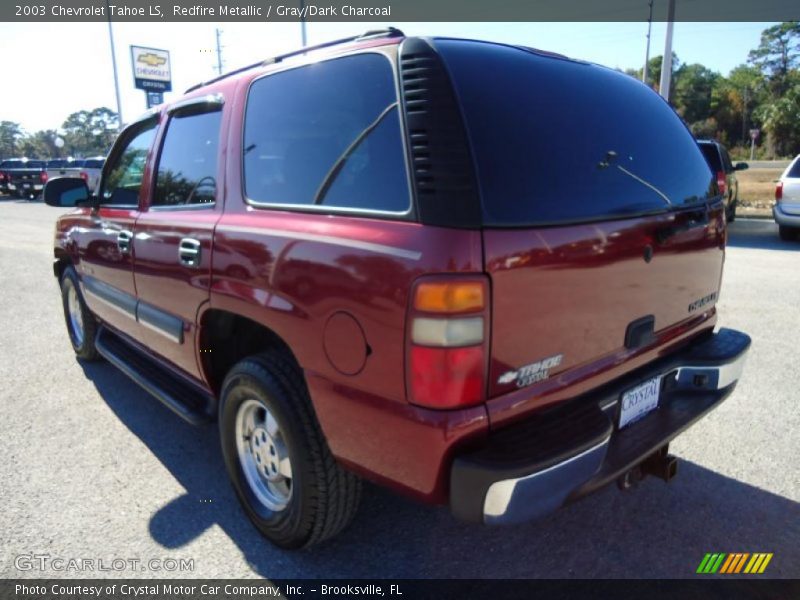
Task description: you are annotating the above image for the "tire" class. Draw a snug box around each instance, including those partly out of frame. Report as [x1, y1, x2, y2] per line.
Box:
[778, 225, 797, 241]
[219, 352, 361, 549]
[60, 266, 100, 360]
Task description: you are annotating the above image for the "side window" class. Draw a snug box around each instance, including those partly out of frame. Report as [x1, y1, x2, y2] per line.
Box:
[721, 147, 734, 173]
[153, 109, 222, 207]
[101, 122, 157, 206]
[243, 53, 410, 213]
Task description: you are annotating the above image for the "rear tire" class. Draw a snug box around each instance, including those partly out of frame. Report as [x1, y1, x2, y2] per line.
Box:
[219, 352, 361, 549]
[778, 225, 797, 241]
[60, 266, 100, 360]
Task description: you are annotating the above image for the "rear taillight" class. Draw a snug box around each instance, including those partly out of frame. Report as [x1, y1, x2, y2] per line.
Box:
[406, 277, 489, 409]
[0, 172, 5, 182]
[80, 171, 89, 182]
[776, 181, 783, 202]
[40, 171, 48, 183]
[716, 171, 726, 196]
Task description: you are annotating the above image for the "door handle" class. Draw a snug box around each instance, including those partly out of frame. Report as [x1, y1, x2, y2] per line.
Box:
[117, 230, 132, 253]
[179, 238, 202, 267]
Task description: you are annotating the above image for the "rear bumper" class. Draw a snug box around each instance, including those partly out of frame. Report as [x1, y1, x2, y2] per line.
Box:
[773, 204, 800, 227]
[450, 328, 750, 524]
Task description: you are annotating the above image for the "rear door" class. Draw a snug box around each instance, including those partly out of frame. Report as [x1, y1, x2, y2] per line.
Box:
[437, 40, 724, 403]
[132, 97, 225, 380]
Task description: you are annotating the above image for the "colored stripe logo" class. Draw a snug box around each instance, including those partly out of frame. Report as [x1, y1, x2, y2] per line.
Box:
[697, 553, 773, 574]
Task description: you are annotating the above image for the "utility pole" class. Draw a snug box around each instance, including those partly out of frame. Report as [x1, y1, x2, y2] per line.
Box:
[642, 0, 653, 85]
[299, 0, 307, 47]
[105, 0, 123, 129]
[215, 28, 224, 75]
[659, 0, 676, 101]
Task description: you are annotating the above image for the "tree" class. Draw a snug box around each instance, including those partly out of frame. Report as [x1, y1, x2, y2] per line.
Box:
[748, 21, 800, 96]
[754, 72, 800, 157]
[673, 63, 720, 126]
[17, 129, 61, 159]
[61, 107, 119, 157]
[0, 121, 23, 158]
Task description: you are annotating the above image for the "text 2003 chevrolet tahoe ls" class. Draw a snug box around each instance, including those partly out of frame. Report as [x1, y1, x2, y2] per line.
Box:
[45, 29, 750, 548]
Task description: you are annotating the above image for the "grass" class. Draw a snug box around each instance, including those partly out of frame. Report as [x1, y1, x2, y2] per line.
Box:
[736, 168, 781, 211]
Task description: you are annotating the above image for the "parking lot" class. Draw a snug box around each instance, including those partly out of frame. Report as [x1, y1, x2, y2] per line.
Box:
[0, 199, 797, 579]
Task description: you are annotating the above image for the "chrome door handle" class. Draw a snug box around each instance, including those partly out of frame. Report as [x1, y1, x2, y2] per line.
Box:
[179, 238, 201, 267]
[117, 230, 133, 253]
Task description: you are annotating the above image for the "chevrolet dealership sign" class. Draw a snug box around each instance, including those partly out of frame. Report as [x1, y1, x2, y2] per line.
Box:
[131, 46, 172, 92]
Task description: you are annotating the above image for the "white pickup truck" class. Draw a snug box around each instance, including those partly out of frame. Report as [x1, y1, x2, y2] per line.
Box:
[45, 156, 105, 193]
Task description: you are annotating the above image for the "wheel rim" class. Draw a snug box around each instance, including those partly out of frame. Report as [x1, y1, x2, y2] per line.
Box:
[66, 282, 84, 346]
[235, 398, 293, 512]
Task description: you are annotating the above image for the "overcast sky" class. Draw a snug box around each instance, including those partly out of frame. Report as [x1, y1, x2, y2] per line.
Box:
[0, 21, 774, 133]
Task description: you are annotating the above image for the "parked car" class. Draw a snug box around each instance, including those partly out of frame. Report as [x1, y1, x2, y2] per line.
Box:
[4, 158, 47, 199]
[44, 29, 751, 549]
[46, 157, 105, 193]
[774, 154, 800, 241]
[697, 139, 748, 222]
[0, 158, 22, 194]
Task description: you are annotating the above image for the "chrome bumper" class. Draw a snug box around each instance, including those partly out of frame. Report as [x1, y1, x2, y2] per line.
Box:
[450, 328, 751, 525]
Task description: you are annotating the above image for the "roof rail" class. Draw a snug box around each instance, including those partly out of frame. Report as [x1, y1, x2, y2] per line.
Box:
[185, 27, 404, 93]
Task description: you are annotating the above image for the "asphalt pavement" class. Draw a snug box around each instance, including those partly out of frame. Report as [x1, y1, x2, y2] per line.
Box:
[0, 199, 797, 579]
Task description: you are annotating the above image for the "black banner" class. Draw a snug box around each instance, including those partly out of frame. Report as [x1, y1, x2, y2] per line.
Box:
[2, 579, 800, 600]
[3, 0, 800, 22]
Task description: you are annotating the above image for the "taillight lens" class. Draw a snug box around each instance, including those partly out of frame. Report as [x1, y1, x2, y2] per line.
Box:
[407, 277, 489, 409]
[716, 171, 726, 196]
[776, 181, 783, 202]
[80, 171, 89, 182]
[40, 171, 48, 183]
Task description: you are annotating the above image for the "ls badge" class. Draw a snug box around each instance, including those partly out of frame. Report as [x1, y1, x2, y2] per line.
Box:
[497, 354, 564, 388]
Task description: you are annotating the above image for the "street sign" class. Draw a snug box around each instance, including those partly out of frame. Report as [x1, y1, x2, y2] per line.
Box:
[131, 45, 172, 92]
[146, 92, 164, 109]
[749, 128, 760, 141]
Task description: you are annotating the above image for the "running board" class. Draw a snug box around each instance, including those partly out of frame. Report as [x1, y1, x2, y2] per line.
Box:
[95, 326, 212, 425]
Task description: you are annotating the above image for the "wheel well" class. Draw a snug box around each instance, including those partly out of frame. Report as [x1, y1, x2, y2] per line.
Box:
[53, 255, 71, 280]
[199, 309, 298, 395]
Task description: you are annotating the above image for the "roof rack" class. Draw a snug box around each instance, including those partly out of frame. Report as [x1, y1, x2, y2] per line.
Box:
[185, 27, 404, 93]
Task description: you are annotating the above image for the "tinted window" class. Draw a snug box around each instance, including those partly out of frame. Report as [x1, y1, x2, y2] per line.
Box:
[84, 158, 105, 168]
[437, 40, 715, 226]
[244, 54, 410, 213]
[720, 147, 733, 172]
[153, 110, 221, 207]
[101, 121, 157, 206]
[699, 143, 723, 172]
[47, 159, 67, 168]
[788, 158, 800, 178]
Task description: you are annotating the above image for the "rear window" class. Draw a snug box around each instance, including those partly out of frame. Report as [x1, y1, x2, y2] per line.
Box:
[699, 143, 723, 172]
[788, 158, 800, 178]
[84, 159, 105, 168]
[47, 159, 67, 168]
[437, 40, 715, 226]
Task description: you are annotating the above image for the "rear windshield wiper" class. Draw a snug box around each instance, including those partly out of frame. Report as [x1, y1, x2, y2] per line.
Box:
[598, 150, 672, 207]
[313, 102, 398, 205]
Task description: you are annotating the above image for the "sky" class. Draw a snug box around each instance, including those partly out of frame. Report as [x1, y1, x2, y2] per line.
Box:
[0, 21, 775, 133]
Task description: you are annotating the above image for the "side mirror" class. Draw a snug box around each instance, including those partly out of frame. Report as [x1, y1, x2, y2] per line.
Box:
[43, 177, 92, 207]
[734, 162, 749, 171]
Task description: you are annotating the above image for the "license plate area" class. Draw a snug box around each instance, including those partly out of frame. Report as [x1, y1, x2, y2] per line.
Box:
[619, 375, 661, 429]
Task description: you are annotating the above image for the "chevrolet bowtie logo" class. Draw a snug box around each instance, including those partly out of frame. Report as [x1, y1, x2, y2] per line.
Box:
[137, 53, 166, 67]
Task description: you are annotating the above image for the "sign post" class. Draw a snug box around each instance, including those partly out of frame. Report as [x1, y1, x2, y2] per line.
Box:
[130, 45, 171, 109]
[749, 128, 759, 161]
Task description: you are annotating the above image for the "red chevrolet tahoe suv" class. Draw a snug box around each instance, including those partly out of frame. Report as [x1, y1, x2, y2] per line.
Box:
[45, 29, 750, 549]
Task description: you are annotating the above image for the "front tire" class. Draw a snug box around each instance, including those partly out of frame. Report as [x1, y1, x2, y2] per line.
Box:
[219, 352, 361, 549]
[60, 267, 100, 360]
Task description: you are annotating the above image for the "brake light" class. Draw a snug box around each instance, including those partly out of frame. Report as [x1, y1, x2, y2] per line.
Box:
[716, 171, 726, 196]
[80, 171, 89, 182]
[40, 171, 48, 183]
[776, 181, 783, 202]
[407, 277, 489, 409]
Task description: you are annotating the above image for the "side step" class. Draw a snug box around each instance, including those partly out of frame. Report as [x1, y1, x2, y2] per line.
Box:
[95, 326, 213, 425]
